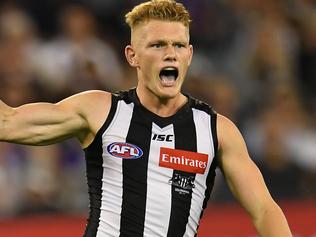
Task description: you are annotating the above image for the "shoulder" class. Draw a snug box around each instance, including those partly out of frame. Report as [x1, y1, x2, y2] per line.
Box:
[58, 89, 112, 129]
[188, 95, 216, 115]
[72, 89, 112, 102]
[66, 90, 113, 147]
[217, 114, 238, 134]
[215, 114, 251, 173]
[58, 90, 112, 112]
[216, 114, 246, 153]
[75, 90, 112, 120]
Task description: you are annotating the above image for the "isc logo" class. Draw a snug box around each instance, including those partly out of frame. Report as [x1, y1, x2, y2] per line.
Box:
[107, 142, 143, 159]
[152, 134, 173, 142]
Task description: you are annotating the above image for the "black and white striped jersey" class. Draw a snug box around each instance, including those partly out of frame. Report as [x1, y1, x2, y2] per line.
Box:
[83, 88, 218, 237]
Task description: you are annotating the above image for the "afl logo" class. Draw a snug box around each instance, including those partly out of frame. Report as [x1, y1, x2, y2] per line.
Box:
[107, 142, 143, 159]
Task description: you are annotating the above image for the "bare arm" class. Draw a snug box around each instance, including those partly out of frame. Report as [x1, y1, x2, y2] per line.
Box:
[217, 114, 292, 237]
[0, 90, 111, 146]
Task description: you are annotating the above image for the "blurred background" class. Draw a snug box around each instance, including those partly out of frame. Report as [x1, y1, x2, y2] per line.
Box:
[0, 0, 315, 236]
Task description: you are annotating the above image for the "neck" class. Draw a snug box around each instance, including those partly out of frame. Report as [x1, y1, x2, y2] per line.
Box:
[136, 87, 187, 117]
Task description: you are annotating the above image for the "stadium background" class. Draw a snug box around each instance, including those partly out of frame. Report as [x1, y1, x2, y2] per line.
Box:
[0, 0, 315, 236]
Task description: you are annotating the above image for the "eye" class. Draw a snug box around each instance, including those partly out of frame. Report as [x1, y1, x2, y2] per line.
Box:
[175, 43, 185, 48]
[151, 43, 162, 48]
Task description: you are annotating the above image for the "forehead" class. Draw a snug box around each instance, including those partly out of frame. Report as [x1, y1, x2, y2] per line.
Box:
[131, 20, 189, 43]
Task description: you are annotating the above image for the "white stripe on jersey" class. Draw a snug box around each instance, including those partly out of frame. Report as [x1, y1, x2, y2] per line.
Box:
[183, 108, 215, 237]
[97, 100, 134, 237]
[143, 123, 175, 237]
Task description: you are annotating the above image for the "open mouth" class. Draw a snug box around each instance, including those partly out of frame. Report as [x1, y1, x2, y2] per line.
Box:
[159, 67, 179, 83]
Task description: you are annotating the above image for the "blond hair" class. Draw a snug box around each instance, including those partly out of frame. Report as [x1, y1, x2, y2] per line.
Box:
[125, 0, 191, 29]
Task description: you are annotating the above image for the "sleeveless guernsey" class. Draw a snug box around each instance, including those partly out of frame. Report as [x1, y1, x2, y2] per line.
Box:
[83, 88, 218, 237]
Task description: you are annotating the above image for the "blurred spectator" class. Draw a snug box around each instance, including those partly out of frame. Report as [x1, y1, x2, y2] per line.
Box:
[57, 140, 88, 213]
[20, 145, 61, 214]
[292, 2, 316, 105]
[0, 143, 27, 216]
[0, 3, 89, 216]
[244, 84, 316, 199]
[0, 0, 316, 220]
[207, 78, 241, 122]
[0, 4, 43, 103]
[32, 4, 123, 98]
[184, 75, 241, 122]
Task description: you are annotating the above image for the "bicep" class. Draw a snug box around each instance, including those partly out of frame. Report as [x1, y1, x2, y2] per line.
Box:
[3, 99, 87, 145]
[217, 115, 273, 219]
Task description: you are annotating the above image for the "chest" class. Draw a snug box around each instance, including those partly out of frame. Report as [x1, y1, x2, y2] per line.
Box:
[101, 103, 216, 189]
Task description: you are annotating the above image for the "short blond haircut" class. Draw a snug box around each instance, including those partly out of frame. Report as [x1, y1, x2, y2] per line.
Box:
[125, 0, 191, 29]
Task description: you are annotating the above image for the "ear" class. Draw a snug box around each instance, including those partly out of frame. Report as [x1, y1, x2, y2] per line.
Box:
[125, 45, 139, 67]
[187, 44, 193, 66]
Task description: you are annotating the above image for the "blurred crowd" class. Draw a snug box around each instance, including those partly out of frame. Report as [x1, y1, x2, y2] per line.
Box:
[0, 0, 315, 218]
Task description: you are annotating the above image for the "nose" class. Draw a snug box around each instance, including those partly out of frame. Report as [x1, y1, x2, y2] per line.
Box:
[164, 45, 177, 61]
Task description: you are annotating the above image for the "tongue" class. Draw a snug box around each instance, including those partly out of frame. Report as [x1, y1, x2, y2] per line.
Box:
[160, 75, 176, 83]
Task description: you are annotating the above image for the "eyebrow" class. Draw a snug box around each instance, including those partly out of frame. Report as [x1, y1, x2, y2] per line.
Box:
[148, 39, 188, 46]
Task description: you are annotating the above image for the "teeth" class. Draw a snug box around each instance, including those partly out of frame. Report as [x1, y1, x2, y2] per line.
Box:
[164, 67, 176, 70]
[159, 67, 178, 84]
[161, 74, 176, 82]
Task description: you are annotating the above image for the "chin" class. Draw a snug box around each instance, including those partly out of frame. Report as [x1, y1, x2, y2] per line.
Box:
[156, 88, 180, 100]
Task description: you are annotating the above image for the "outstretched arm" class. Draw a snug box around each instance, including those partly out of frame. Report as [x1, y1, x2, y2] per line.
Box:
[0, 90, 111, 146]
[216, 114, 292, 237]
